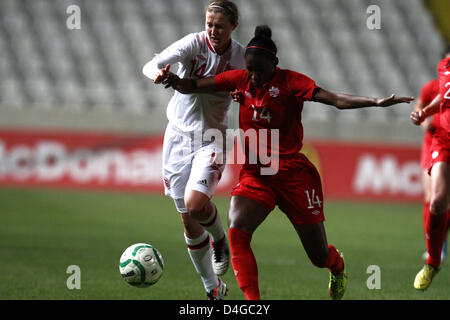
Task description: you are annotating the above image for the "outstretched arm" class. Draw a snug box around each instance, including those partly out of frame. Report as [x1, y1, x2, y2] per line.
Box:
[312, 88, 414, 109]
[410, 94, 441, 125]
[155, 64, 219, 94]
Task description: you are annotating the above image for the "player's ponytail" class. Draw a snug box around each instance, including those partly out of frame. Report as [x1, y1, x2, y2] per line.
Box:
[246, 25, 278, 60]
[254, 25, 272, 39]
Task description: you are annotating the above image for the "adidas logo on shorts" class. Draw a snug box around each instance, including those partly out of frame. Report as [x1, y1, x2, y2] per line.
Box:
[197, 179, 208, 186]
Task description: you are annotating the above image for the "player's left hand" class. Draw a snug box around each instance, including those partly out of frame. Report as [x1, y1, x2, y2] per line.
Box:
[376, 94, 415, 107]
[154, 64, 171, 84]
[161, 71, 180, 89]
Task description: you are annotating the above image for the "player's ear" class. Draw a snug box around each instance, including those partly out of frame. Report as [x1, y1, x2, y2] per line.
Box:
[232, 21, 238, 31]
[274, 57, 279, 66]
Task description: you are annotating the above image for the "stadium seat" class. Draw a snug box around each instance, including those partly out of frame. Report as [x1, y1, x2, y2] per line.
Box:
[0, 0, 445, 142]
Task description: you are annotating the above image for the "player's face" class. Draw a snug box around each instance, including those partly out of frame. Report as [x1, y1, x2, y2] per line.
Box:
[245, 54, 276, 88]
[205, 11, 236, 55]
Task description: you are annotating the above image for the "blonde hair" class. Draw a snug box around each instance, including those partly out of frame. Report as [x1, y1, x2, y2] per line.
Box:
[205, 0, 239, 25]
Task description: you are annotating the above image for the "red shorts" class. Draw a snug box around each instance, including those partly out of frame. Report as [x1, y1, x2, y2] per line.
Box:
[429, 129, 450, 173]
[231, 153, 325, 225]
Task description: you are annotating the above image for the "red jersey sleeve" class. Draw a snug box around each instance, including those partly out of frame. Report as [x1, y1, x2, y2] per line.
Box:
[215, 69, 247, 91]
[419, 79, 439, 106]
[287, 70, 319, 101]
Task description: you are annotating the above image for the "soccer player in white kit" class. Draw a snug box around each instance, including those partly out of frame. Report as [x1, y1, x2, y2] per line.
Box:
[142, 0, 245, 299]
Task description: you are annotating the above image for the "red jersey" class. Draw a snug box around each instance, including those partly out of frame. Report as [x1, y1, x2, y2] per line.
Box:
[419, 79, 440, 169]
[438, 57, 450, 136]
[419, 78, 440, 130]
[215, 68, 318, 163]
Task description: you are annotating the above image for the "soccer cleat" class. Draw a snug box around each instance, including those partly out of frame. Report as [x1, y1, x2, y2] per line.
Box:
[328, 251, 347, 300]
[414, 264, 439, 290]
[206, 278, 228, 300]
[211, 236, 230, 276]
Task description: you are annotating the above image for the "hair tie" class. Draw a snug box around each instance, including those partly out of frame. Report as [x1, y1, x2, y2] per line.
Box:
[246, 46, 276, 56]
[208, 4, 225, 10]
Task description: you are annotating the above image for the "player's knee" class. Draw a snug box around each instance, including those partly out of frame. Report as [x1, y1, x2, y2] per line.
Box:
[228, 210, 255, 234]
[227, 197, 261, 234]
[430, 193, 447, 215]
[228, 219, 252, 234]
[185, 198, 208, 220]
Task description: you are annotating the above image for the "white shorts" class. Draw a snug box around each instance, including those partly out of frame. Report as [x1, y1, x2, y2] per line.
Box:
[162, 123, 225, 212]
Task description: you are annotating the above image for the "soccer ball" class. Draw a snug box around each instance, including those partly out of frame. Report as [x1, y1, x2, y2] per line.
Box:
[119, 243, 165, 287]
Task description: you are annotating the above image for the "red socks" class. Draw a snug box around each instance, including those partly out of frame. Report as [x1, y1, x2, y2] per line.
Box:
[425, 211, 448, 268]
[229, 227, 260, 300]
[422, 202, 430, 237]
[229, 227, 345, 300]
[423, 201, 448, 268]
[323, 245, 344, 275]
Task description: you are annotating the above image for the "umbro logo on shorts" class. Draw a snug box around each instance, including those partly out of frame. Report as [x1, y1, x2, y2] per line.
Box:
[197, 179, 208, 186]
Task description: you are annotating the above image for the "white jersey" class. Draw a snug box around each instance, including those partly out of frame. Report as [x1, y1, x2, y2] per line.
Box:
[143, 31, 245, 134]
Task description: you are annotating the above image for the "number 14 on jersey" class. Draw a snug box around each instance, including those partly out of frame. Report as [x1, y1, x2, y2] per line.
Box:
[305, 189, 322, 209]
[251, 105, 272, 123]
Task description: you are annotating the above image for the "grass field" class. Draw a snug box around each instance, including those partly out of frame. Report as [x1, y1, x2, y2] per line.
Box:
[0, 187, 449, 300]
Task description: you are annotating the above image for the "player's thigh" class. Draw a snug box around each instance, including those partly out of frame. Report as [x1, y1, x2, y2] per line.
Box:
[162, 126, 193, 203]
[430, 161, 449, 212]
[277, 163, 325, 226]
[422, 170, 432, 203]
[228, 195, 271, 234]
[185, 144, 225, 199]
[277, 163, 328, 264]
[228, 172, 276, 233]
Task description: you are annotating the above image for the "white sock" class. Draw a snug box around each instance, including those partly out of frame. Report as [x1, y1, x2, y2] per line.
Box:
[199, 204, 225, 243]
[184, 231, 219, 292]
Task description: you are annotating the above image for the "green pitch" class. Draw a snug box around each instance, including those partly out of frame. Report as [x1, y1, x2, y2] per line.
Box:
[0, 187, 448, 300]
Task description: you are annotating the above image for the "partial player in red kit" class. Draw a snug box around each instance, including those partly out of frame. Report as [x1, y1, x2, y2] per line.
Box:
[414, 77, 448, 262]
[159, 25, 414, 300]
[411, 45, 450, 290]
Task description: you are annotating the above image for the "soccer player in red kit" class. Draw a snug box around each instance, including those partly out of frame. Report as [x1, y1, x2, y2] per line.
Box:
[157, 25, 414, 300]
[411, 46, 450, 290]
[415, 77, 449, 263]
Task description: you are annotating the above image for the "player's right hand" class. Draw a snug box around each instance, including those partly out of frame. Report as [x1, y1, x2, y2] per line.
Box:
[230, 90, 244, 103]
[410, 110, 425, 126]
[376, 94, 415, 107]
